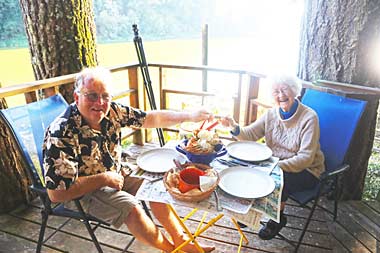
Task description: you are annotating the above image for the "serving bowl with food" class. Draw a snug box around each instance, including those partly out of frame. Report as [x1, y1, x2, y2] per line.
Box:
[163, 162, 219, 202]
[176, 122, 227, 165]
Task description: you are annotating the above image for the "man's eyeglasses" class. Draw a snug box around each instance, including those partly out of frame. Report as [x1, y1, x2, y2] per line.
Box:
[81, 92, 112, 102]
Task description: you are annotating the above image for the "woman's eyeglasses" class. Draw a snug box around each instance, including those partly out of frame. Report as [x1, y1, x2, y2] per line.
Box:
[81, 92, 112, 102]
[272, 87, 290, 96]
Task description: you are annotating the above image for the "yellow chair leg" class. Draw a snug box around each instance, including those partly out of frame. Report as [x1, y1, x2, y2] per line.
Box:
[195, 211, 208, 234]
[182, 208, 198, 222]
[168, 204, 224, 253]
[168, 205, 204, 253]
[176, 213, 224, 253]
[237, 235, 244, 253]
[231, 218, 249, 245]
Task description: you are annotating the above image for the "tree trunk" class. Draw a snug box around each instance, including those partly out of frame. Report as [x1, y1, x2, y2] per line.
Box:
[19, 0, 98, 103]
[0, 0, 98, 212]
[0, 119, 34, 213]
[0, 85, 34, 213]
[298, 0, 380, 200]
[0, 83, 7, 108]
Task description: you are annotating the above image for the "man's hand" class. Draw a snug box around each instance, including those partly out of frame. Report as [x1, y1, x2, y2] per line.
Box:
[190, 108, 214, 122]
[47, 171, 125, 203]
[104, 171, 124, 191]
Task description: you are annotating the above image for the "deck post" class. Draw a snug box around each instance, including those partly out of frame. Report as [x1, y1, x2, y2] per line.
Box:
[202, 24, 208, 104]
[128, 67, 145, 145]
[245, 75, 261, 125]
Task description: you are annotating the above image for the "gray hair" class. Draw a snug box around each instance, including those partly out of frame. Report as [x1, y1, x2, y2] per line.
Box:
[74, 67, 112, 93]
[268, 74, 302, 97]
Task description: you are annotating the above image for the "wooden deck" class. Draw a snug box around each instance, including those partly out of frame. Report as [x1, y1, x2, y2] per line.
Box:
[0, 196, 379, 253]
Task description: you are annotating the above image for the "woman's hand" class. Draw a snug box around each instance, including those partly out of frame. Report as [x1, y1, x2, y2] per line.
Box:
[219, 116, 237, 129]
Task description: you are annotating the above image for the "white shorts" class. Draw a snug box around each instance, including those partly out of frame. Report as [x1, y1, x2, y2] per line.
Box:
[80, 176, 143, 228]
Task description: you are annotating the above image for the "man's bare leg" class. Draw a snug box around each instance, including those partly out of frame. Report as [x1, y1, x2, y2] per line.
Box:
[150, 201, 215, 253]
[125, 205, 175, 252]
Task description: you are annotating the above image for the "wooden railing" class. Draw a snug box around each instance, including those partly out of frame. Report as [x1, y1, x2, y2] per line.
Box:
[0, 63, 267, 144]
[148, 63, 265, 129]
[1, 62, 379, 145]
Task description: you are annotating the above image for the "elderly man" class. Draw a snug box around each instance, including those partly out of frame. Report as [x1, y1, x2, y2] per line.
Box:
[43, 67, 215, 252]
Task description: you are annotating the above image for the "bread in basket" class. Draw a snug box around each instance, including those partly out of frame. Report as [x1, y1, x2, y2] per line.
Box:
[163, 163, 219, 202]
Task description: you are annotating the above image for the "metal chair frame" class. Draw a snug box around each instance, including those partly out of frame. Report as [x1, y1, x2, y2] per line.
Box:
[0, 94, 109, 253]
[284, 88, 367, 252]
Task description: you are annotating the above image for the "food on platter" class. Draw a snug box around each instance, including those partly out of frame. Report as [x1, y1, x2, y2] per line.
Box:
[163, 163, 219, 202]
[184, 128, 221, 154]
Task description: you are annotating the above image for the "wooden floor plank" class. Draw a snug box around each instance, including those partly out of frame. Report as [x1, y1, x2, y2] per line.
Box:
[279, 227, 331, 248]
[0, 214, 55, 243]
[0, 231, 62, 253]
[284, 213, 329, 234]
[329, 234, 350, 253]
[285, 201, 328, 221]
[350, 201, 380, 228]
[10, 205, 71, 230]
[59, 219, 134, 250]
[326, 205, 375, 252]
[327, 221, 371, 253]
[45, 230, 123, 253]
[127, 238, 162, 253]
[341, 201, 380, 242]
[365, 200, 380, 215]
[1, 197, 380, 252]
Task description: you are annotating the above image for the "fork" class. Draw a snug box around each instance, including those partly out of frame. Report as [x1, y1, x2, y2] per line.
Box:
[213, 190, 222, 212]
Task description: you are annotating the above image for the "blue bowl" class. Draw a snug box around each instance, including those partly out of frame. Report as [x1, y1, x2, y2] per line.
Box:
[176, 139, 227, 165]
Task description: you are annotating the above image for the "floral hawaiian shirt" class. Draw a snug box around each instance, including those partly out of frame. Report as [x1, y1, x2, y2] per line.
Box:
[43, 102, 146, 190]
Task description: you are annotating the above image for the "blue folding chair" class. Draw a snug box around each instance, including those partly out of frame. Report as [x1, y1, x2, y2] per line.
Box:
[0, 94, 109, 253]
[286, 88, 367, 252]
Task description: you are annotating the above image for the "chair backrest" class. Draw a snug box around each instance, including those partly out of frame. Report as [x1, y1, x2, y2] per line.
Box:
[301, 89, 367, 172]
[0, 94, 69, 187]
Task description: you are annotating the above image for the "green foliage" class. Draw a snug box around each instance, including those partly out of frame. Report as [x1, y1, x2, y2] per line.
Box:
[0, 1, 27, 48]
[363, 152, 380, 201]
[1, 0, 212, 48]
[93, 0, 210, 43]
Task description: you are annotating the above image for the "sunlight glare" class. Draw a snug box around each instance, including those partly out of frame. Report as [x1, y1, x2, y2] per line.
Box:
[372, 37, 380, 76]
[211, 0, 304, 75]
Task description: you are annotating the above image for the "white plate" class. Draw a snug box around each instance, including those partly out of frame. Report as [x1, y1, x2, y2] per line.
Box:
[219, 166, 275, 199]
[136, 148, 187, 173]
[226, 141, 272, 162]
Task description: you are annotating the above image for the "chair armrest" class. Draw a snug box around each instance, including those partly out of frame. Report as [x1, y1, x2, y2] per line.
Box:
[321, 163, 350, 181]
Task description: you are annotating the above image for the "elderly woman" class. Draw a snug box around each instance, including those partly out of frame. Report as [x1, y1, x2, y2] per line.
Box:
[220, 75, 325, 240]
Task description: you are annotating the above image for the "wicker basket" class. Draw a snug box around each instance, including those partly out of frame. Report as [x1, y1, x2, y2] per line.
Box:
[163, 163, 220, 202]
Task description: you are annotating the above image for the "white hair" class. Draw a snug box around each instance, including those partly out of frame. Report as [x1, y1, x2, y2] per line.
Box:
[74, 67, 112, 93]
[267, 74, 302, 97]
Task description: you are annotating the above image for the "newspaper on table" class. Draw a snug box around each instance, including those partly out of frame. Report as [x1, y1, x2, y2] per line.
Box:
[135, 179, 263, 230]
[251, 165, 283, 222]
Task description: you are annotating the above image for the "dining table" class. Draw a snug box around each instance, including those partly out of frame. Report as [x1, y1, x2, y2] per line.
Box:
[123, 140, 284, 252]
